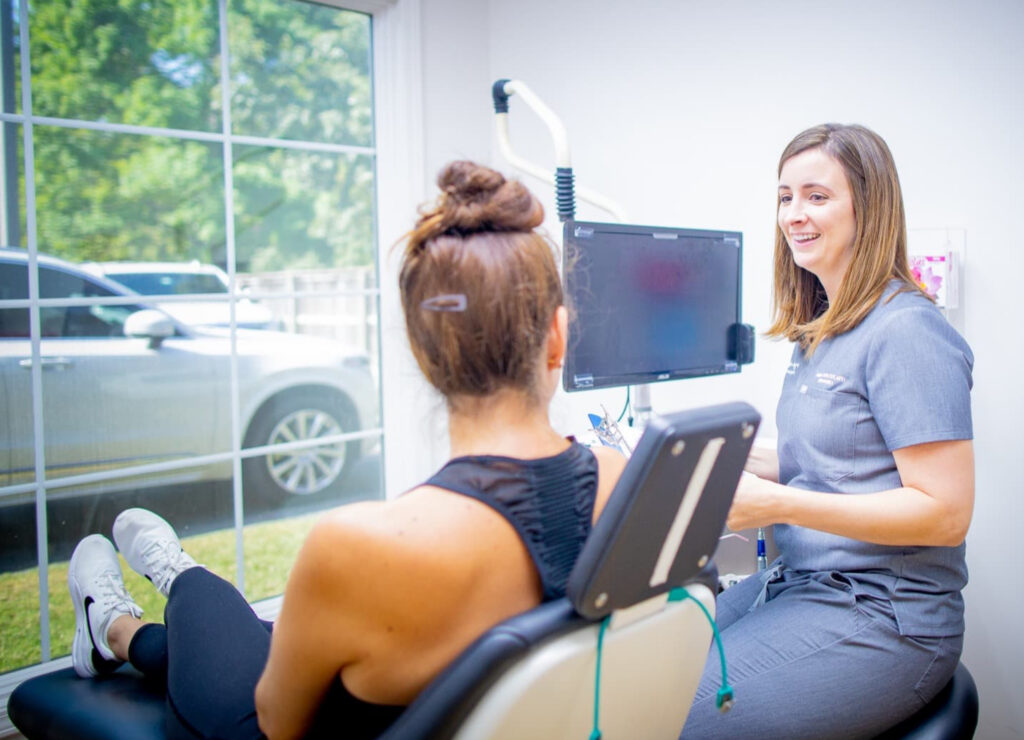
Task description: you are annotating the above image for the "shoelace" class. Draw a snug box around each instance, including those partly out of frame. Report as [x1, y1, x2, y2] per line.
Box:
[139, 538, 194, 593]
[95, 569, 143, 621]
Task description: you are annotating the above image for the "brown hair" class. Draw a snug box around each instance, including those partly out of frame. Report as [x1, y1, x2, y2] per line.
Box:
[399, 161, 563, 409]
[766, 123, 926, 354]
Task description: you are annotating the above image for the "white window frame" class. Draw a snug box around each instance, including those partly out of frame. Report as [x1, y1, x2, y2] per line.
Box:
[0, 0, 423, 735]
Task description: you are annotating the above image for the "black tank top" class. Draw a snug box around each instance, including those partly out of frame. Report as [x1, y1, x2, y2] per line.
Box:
[424, 440, 599, 600]
[305, 441, 599, 739]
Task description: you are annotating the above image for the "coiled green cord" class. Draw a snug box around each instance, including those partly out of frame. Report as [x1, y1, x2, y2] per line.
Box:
[589, 586, 733, 739]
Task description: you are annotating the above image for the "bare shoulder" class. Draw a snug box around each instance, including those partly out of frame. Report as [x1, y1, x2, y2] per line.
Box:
[292, 490, 501, 596]
[296, 502, 390, 571]
[292, 500, 427, 592]
[284, 505, 391, 610]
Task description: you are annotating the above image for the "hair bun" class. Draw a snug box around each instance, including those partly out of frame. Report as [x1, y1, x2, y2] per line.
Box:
[432, 161, 543, 235]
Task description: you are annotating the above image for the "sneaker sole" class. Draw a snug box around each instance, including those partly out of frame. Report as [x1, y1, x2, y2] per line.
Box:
[68, 537, 123, 679]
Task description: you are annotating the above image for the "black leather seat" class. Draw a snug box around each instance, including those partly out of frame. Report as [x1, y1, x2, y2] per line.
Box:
[875, 662, 979, 740]
[8, 665, 165, 740]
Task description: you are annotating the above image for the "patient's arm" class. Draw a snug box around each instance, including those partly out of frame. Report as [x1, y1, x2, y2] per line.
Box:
[590, 445, 627, 521]
[255, 510, 378, 740]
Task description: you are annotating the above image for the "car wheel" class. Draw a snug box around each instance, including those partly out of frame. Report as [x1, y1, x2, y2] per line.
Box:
[242, 390, 359, 505]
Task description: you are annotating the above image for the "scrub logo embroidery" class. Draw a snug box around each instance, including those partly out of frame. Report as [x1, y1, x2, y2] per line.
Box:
[815, 372, 847, 389]
[786, 362, 800, 375]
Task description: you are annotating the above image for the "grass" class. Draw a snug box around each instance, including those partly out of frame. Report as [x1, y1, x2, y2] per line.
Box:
[0, 512, 321, 675]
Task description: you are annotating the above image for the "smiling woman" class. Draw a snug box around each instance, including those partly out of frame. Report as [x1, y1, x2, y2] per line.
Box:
[681, 124, 976, 739]
[776, 147, 858, 300]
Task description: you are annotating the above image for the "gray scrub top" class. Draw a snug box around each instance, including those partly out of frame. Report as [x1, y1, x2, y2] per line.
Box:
[774, 281, 974, 637]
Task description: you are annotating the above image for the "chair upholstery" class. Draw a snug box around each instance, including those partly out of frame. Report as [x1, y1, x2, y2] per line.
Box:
[8, 665, 165, 740]
[9, 402, 760, 740]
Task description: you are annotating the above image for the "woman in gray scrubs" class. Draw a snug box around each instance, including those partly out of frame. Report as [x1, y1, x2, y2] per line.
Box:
[681, 124, 974, 739]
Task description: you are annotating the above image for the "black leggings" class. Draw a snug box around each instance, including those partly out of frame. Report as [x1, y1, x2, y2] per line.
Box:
[129, 567, 405, 739]
[128, 567, 272, 740]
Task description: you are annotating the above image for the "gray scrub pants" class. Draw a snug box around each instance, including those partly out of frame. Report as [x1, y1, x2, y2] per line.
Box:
[680, 565, 963, 740]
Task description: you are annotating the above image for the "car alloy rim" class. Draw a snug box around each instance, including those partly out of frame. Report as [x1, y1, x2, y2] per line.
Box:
[264, 408, 347, 495]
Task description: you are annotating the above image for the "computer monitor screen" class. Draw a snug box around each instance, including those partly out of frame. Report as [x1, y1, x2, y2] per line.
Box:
[563, 220, 744, 392]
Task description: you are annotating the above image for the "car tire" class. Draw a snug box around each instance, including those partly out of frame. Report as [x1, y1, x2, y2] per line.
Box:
[242, 389, 359, 506]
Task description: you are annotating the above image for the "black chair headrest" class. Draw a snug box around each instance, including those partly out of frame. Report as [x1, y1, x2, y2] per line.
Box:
[569, 402, 759, 619]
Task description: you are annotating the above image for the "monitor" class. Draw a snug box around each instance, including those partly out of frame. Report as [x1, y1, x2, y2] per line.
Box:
[562, 219, 748, 392]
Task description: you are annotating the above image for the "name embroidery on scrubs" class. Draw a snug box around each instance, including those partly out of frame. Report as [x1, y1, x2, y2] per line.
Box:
[815, 372, 847, 388]
[787, 362, 800, 375]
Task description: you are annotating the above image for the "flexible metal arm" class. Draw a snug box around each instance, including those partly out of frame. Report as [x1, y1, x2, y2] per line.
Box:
[492, 79, 627, 222]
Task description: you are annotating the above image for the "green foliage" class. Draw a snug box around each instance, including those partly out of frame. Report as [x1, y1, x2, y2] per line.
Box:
[29, 0, 220, 127]
[11, 0, 375, 270]
[228, 0, 372, 145]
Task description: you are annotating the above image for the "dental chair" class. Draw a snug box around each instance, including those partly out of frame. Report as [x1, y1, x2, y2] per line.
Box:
[379, 402, 758, 739]
[11, 401, 976, 739]
[9, 401, 756, 740]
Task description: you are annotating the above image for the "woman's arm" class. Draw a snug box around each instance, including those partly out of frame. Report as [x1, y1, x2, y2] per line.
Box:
[728, 438, 974, 547]
[255, 512, 373, 740]
[590, 445, 627, 521]
[744, 443, 779, 483]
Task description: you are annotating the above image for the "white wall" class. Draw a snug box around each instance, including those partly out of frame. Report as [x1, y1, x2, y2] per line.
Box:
[377, 0, 495, 495]
[390, 0, 1024, 735]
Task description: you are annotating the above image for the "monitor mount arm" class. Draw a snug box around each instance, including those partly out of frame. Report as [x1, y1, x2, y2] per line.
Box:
[491, 79, 628, 223]
[491, 79, 651, 425]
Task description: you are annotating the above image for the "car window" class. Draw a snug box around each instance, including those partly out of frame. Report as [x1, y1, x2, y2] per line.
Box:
[40, 265, 120, 300]
[111, 272, 227, 295]
[0, 261, 28, 300]
[0, 261, 29, 337]
[0, 307, 30, 337]
[0, 261, 144, 338]
[43, 267, 140, 337]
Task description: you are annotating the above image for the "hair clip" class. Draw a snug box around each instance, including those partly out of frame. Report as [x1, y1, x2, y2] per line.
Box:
[420, 293, 467, 312]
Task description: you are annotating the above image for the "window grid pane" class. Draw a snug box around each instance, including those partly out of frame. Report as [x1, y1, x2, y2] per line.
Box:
[0, 0, 381, 676]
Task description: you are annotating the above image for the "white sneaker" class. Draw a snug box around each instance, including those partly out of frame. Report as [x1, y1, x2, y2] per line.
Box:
[68, 534, 143, 678]
[113, 508, 199, 598]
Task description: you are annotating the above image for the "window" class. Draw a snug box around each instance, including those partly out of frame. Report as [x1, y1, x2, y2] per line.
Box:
[0, 0, 384, 683]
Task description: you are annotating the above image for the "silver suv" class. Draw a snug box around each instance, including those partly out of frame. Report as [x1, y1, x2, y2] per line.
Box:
[82, 260, 282, 331]
[0, 247, 378, 505]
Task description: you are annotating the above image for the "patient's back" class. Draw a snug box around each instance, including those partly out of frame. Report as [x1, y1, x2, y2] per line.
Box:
[305, 442, 621, 706]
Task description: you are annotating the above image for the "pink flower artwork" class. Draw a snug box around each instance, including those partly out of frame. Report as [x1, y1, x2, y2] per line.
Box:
[910, 257, 943, 299]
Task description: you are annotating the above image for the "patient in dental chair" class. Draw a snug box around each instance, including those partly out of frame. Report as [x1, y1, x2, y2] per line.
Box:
[65, 161, 625, 740]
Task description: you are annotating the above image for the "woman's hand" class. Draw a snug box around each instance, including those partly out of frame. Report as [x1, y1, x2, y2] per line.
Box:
[726, 472, 781, 531]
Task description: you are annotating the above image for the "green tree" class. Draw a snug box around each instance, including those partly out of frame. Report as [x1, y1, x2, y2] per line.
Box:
[228, 0, 375, 270]
[6, 0, 375, 270]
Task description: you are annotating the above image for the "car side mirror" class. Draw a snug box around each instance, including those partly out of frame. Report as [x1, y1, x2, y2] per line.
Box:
[124, 309, 174, 349]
